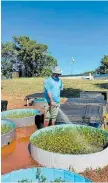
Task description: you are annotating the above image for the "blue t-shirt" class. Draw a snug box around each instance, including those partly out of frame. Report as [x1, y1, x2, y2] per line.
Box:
[44, 76, 63, 104]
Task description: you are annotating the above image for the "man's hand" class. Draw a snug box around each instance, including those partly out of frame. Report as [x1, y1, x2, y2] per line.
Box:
[50, 101, 56, 107]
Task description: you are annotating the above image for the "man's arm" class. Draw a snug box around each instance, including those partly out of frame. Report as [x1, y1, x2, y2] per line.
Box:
[47, 92, 56, 106]
[44, 79, 56, 106]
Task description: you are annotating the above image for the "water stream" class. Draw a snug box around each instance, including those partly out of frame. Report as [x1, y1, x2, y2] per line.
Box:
[58, 108, 102, 152]
[58, 108, 71, 124]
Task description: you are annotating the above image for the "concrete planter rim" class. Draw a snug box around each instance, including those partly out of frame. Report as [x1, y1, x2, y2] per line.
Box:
[30, 124, 108, 156]
[1, 119, 16, 137]
[1, 108, 40, 120]
[31, 142, 108, 157]
[1, 120, 16, 147]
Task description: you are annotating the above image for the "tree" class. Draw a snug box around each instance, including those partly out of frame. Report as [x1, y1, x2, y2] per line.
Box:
[81, 70, 97, 76]
[1, 42, 18, 78]
[13, 36, 57, 77]
[101, 55, 108, 73]
[13, 36, 48, 77]
[1, 36, 57, 77]
[96, 66, 106, 74]
[1, 59, 13, 78]
[96, 55, 108, 74]
[40, 55, 57, 76]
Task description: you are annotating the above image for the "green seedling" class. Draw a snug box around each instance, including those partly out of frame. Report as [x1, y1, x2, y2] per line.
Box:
[31, 126, 108, 154]
[1, 124, 13, 135]
[69, 165, 76, 172]
[18, 179, 32, 183]
[18, 168, 65, 183]
[2, 111, 35, 119]
[95, 167, 102, 173]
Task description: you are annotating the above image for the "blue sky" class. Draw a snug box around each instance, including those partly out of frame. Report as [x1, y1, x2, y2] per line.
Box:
[1, 1, 108, 74]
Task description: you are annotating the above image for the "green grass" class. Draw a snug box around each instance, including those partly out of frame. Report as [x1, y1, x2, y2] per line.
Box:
[1, 124, 14, 135]
[31, 126, 108, 154]
[2, 78, 108, 98]
[2, 111, 35, 119]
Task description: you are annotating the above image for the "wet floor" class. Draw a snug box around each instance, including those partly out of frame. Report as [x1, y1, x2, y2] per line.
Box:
[1, 125, 39, 175]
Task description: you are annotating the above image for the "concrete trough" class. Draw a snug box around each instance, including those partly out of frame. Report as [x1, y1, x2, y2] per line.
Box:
[1, 108, 41, 127]
[1, 120, 16, 147]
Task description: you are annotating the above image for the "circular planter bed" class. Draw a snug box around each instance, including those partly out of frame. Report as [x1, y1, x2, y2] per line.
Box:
[1, 108, 41, 127]
[1, 167, 92, 182]
[1, 120, 16, 147]
[30, 124, 108, 172]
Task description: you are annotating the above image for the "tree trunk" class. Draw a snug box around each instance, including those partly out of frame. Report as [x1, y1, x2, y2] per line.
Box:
[12, 72, 19, 78]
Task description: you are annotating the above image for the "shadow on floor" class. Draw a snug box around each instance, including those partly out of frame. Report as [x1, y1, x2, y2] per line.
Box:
[95, 83, 108, 89]
[28, 143, 31, 155]
[61, 88, 82, 98]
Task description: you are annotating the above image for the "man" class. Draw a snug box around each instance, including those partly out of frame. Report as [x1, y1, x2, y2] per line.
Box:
[44, 66, 63, 127]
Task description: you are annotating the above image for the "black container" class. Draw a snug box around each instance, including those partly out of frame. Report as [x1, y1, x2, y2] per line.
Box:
[1, 100, 8, 112]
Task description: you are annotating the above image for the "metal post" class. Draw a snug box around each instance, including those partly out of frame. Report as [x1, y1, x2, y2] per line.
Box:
[70, 57, 74, 75]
